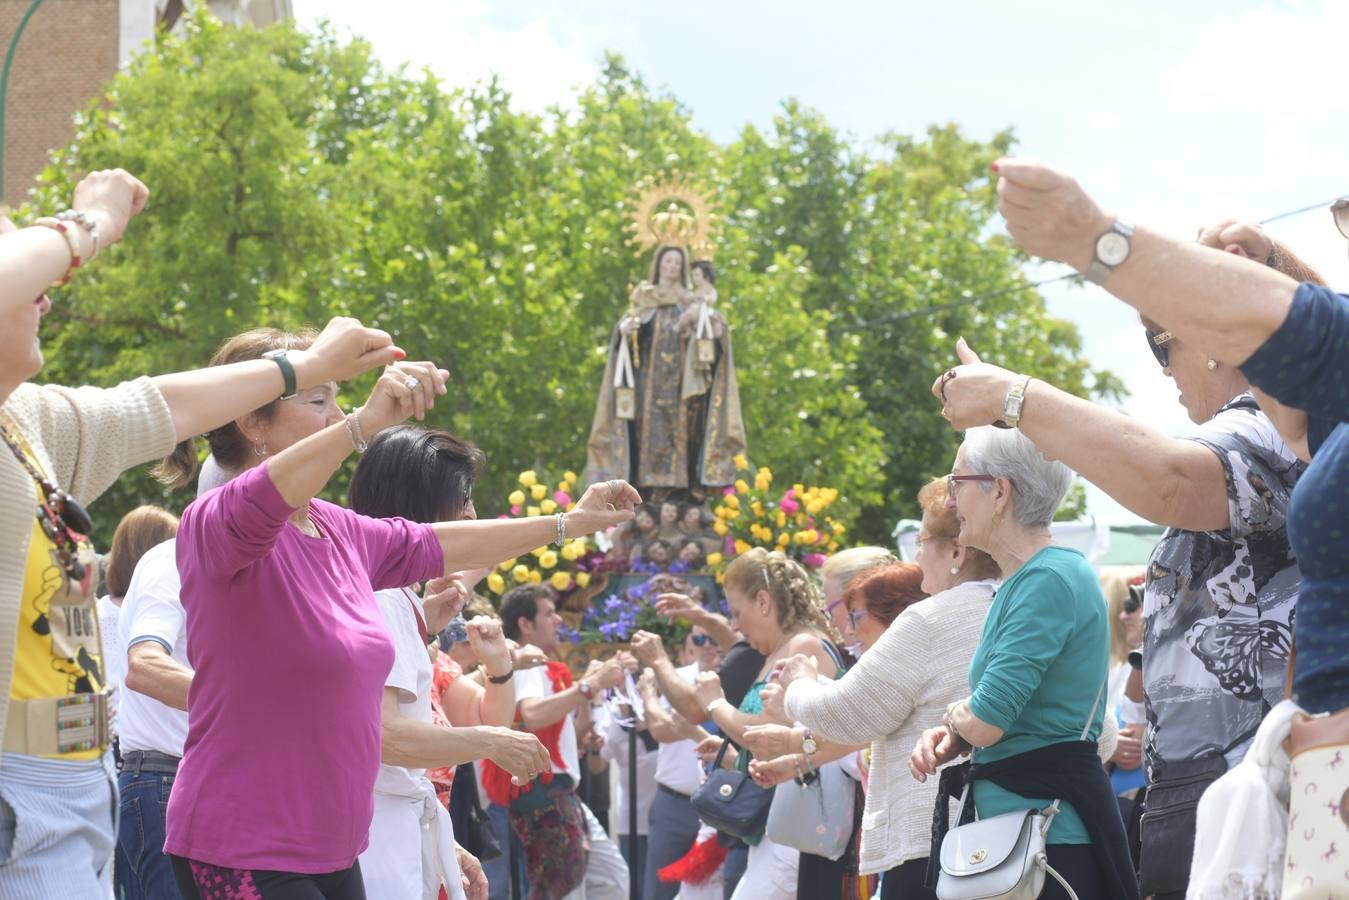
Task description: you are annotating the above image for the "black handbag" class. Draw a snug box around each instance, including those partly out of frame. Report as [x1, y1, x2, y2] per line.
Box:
[1138, 753, 1227, 895]
[450, 762, 502, 862]
[690, 739, 774, 840]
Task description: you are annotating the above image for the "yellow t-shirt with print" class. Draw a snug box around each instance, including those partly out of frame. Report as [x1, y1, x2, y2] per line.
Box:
[12, 515, 104, 761]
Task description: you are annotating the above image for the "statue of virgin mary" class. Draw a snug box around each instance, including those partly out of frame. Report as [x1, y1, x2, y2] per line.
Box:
[584, 243, 746, 500]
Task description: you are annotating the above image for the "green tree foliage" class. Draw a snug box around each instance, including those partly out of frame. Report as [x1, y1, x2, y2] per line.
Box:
[22, 13, 1117, 547]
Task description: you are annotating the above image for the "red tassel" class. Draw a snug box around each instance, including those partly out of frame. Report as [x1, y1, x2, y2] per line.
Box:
[658, 835, 727, 885]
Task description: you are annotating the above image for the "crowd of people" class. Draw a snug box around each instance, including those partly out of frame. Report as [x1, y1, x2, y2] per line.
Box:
[0, 159, 1344, 900]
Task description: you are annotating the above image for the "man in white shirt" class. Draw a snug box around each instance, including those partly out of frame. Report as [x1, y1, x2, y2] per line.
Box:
[117, 537, 192, 899]
[633, 628, 720, 900]
[502, 585, 629, 899]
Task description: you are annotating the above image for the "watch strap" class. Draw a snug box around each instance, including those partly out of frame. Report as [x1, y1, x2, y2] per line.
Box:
[487, 668, 515, 685]
[1002, 376, 1032, 428]
[262, 349, 298, 399]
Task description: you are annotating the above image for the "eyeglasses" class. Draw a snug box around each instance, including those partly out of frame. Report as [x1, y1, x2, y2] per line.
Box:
[1333, 198, 1349, 240]
[947, 474, 998, 497]
[846, 609, 866, 631]
[1145, 329, 1173, 369]
[690, 634, 711, 647]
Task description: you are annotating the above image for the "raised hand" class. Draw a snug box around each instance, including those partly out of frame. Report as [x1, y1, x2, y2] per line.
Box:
[422, 574, 469, 634]
[772, 653, 819, 690]
[466, 617, 513, 677]
[486, 727, 551, 784]
[929, 338, 1019, 430]
[696, 734, 733, 768]
[358, 360, 451, 435]
[693, 670, 724, 711]
[748, 755, 800, 789]
[740, 723, 801, 760]
[908, 725, 969, 783]
[510, 643, 548, 671]
[569, 480, 642, 535]
[72, 168, 149, 247]
[292, 317, 406, 388]
[1196, 220, 1272, 262]
[757, 681, 789, 724]
[993, 158, 1112, 273]
[628, 630, 669, 667]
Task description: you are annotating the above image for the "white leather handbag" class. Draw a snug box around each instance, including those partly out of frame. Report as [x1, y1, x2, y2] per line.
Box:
[934, 680, 1105, 900]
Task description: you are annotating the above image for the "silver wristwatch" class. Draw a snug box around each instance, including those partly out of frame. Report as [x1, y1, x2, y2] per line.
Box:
[1085, 219, 1134, 285]
[801, 727, 817, 756]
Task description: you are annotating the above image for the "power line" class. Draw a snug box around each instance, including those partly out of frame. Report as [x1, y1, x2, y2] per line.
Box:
[827, 192, 1346, 335]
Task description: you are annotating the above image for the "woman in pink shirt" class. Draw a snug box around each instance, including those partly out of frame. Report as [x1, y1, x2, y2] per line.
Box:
[161, 332, 638, 900]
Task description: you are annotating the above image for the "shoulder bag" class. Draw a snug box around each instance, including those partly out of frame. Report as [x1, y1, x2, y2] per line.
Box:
[934, 679, 1105, 900]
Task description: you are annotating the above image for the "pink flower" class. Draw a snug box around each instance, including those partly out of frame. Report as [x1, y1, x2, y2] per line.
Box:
[723, 486, 736, 497]
[555, 490, 572, 507]
[510, 505, 521, 516]
[725, 536, 735, 554]
[779, 492, 800, 515]
[803, 553, 828, 568]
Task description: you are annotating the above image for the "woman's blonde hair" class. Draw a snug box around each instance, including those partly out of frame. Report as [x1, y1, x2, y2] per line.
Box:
[155, 327, 318, 487]
[1099, 567, 1144, 666]
[104, 505, 179, 599]
[821, 546, 896, 591]
[916, 477, 1001, 581]
[724, 548, 841, 645]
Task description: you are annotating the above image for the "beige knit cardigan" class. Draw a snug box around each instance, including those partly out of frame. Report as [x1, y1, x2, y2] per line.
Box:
[784, 579, 996, 875]
[0, 378, 175, 749]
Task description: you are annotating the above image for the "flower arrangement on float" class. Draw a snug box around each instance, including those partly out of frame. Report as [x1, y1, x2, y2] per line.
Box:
[707, 453, 847, 578]
[483, 469, 607, 598]
[561, 572, 707, 646]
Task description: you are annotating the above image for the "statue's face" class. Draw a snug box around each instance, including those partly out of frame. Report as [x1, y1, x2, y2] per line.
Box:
[649, 543, 670, 564]
[679, 542, 701, 563]
[635, 509, 656, 531]
[658, 249, 682, 284]
[682, 507, 702, 529]
[691, 267, 706, 289]
[661, 502, 679, 524]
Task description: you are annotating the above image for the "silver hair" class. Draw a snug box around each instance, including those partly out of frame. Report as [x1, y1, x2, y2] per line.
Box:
[961, 426, 1073, 527]
[196, 454, 238, 498]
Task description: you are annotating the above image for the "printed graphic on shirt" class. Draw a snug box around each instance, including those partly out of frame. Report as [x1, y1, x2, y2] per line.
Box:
[14, 517, 103, 698]
[1143, 398, 1303, 774]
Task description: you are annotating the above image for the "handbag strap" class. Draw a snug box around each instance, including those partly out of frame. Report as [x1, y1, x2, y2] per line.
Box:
[711, 737, 732, 771]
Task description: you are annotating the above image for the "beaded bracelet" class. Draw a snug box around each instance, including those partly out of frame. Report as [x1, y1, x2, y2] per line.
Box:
[554, 511, 567, 548]
[33, 218, 82, 285]
[55, 209, 100, 260]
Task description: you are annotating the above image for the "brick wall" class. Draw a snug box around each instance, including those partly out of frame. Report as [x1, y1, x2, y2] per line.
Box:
[0, 0, 119, 210]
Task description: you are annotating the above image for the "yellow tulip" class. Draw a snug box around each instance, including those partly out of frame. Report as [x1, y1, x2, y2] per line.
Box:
[706, 552, 723, 567]
[508, 490, 526, 506]
[752, 501, 765, 518]
[776, 510, 787, 528]
[806, 499, 824, 515]
[724, 495, 740, 511]
[827, 540, 839, 552]
[733, 454, 748, 471]
[531, 546, 547, 558]
[487, 572, 506, 594]
[498, 557, 517, 571]
[512, 564, 530, 583]
[734, 539, 751, 556]
[558, 481, 572, 496]
[575, 571, 591, 588]
[713, 520, 729, 536]
[541, 499, 558, 515]
[526, 506, 541, 517]
[832, 521, 846, 535]
[777, 532, 791, 547]
[519, 470, 537, 487]
[531, 483, 547, 501]
[550, 571, 572, 591]
[527, 570, 542, 584]
[755, 474, 771, 492]
[735, 479, 750, 494]
[540, 551, 558, 569]
[560, 543, 579, 562]
[793, 483, 805, 497]
[564, 470, 578, 484]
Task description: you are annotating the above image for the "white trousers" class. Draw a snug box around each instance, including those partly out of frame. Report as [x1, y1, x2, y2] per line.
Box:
[729, 836, 798, 900]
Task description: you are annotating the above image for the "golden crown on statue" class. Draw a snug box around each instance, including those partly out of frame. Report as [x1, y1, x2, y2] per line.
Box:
[626, 174, 719, 261]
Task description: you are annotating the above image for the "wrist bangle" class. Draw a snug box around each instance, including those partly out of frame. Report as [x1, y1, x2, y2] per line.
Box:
[33, 217, 82, 285]
[704, 697, 728, 718]
[485, 666, 514, 685]
[343, 407, 368, 454]
[554, 511, 567, 548]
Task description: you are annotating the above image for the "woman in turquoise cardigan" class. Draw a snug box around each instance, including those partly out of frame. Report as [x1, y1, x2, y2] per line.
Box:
[909, 426, 1138, 900]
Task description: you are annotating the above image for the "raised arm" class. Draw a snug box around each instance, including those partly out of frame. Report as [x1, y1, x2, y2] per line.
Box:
[935, 340, 1229, 532]
[993, 158, 1296, 366]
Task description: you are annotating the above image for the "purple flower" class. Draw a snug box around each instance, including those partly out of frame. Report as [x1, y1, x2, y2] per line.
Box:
[559, 624, 582, 645]
[599, 622, 619, 640]
[668, 560, 692, 574]
[720, 598, 731, 616]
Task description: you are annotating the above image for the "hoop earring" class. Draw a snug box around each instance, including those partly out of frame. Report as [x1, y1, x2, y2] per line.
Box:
[252, 440, 268, 458]
[1206, 359, 1218, 371]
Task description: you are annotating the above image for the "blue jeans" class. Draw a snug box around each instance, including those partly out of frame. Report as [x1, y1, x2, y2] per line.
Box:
[485, 802, 528, 900]
[117, 768, 183, 899]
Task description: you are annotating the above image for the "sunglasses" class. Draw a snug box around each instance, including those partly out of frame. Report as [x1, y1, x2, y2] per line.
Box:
[1125, 584, 1143, 614]
[1145, 329, 1173, 369]
[1333, 198, 1349, 240]
[947, 474, 997, 497]
[690, 634, 711, 647]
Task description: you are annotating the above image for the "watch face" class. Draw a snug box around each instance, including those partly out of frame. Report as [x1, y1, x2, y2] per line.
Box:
[802, 737, 817, 754]
[1097, 231, 1130, 267]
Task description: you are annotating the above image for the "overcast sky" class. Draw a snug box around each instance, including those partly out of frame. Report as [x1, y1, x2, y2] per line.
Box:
[292, 0, 1349, 524]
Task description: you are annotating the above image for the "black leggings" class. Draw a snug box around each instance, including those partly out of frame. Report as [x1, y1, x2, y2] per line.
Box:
[170, 855, 366, 900]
